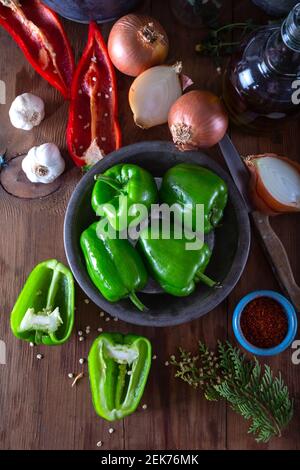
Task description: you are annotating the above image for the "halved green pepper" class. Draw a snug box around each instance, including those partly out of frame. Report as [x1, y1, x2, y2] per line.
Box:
[138, 223, 216, 296]
[10, 259, 74, 345]
[89, 333, 152, 421]
[80, 222, 148, 311]
[92, 163, 158, 231]
[160, 163, 228, 234]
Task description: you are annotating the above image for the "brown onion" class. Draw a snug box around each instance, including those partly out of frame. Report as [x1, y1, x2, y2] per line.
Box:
[245, 153, 300, 215]
[108, 14, 169, 77]
[168, 90, 228, 150]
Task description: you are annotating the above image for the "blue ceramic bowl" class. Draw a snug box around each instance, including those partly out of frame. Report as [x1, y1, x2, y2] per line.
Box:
[233, 290, 298, 356]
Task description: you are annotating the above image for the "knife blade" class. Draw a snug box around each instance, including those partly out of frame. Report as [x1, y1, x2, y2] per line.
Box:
[218, 134, 253, 213]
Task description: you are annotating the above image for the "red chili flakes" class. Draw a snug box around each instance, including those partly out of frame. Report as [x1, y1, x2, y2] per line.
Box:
[240, 296, 288, 349]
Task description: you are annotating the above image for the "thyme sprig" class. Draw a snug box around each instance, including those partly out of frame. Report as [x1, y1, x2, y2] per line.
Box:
[170, 341, 293, 443]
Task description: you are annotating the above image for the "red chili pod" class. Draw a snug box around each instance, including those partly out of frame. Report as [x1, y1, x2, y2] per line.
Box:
[0, 0, 74, 99]
[67, 22, 121, 167]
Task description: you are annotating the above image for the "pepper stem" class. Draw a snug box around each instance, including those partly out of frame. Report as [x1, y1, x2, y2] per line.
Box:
[94, 175, 123, 193]
[195, 272, 218, 288]
[129, 292, 147, 312]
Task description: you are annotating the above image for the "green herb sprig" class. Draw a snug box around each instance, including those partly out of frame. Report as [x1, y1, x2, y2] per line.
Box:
[170, 341, 293, 443]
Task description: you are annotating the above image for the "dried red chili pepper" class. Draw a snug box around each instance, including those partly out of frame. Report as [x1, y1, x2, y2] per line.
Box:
[240, 297, 288, 349]
[0, 0, 74, 98]
[67, 22, 121, 168]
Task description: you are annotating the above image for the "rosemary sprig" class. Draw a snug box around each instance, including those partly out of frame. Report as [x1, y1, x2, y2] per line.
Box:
[170, 341, 293, 443]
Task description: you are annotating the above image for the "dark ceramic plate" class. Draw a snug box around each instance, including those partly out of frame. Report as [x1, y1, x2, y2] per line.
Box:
[64, 141, 251, 327]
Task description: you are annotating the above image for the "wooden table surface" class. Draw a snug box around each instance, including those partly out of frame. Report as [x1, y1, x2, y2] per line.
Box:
[0, 0, 299, 451]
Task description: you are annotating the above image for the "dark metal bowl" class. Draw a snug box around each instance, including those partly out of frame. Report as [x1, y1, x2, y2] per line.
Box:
[64, 141, 251, 327]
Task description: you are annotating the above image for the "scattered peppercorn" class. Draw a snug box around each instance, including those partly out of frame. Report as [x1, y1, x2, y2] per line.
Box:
[240, 296, 288, 349]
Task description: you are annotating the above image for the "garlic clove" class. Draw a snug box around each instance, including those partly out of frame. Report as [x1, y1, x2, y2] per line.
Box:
[22, 143, 65, 184]
[9, 93, 45, 131]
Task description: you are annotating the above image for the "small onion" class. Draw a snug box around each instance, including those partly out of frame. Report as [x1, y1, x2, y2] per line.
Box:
[168, 90, 228, 150]
[245, 153, 300, 215]
[129, 63, 183, 129]
[108, 14, 169, 77]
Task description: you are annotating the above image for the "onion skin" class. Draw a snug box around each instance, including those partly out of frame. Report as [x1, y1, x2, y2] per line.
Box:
[168, 90, 228, 150]
[245, 153, 300, 215]
[108, 14, 169, 77]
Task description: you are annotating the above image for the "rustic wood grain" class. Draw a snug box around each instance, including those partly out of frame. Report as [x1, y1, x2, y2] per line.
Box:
[0, 0, 299, 451]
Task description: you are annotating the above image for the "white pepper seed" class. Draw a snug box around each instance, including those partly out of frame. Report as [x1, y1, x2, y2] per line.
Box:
[68, 373, 74, 379]
[113, 317, 118, 322]
[165, 361, 169, 366]
[84, 299, 90, 304]
[29, 342, 35, 347]
[96, 441, 103, 447]
[142, 404, 147, 410]
[100, 312, 105, 317]
[78, 330, 83, 336]
[152, 355, 157, 360]
[79, 336, 85, 342]
[108, 428, 114, 434]
[97, 328, 103, 333]
[36, 354, 43, 360]
[79, 358, 85, 365]
[105, 317, 110, 322]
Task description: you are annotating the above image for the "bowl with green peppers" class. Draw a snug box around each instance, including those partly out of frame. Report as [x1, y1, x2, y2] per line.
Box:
[64, 141, 250, 326]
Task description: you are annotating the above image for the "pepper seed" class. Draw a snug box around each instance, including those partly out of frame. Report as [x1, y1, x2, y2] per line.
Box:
[78, 330, 83, 336]
[68, 373, 74, 379]
[105, 317, 110, 322]
[105, 94, 109, 99]
[79, 358, 85, 365]
[96, 441, 103, 447]
[29, 342, 35, 348]
[113, 317, 118, 322]
[152, 355, 157, 360]
[79, 336, 85, 342]
[84, 299, 90, 304]
[100, 312, 105, 317]
[78, 114, 83, 120]
[142, 404, 148, 410]
[108, 428, 114, 434]
[165, 361, 169, 366]
[36, 354, 43, 360]
[97, 327, 103, 333]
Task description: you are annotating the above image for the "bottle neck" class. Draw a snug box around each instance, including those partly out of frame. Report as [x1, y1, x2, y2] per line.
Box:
[264, 5, 300, 76]
[282, 3, 300, 51]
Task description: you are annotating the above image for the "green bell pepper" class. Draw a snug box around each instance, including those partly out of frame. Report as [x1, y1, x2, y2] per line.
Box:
[88, 332, 152, 421]
[80, 222, 148, 311]
[92, 163, 158, 231]
[138, 223, 216, 296]
[160, 163, 228, 234]
[10, 259, 74, 345]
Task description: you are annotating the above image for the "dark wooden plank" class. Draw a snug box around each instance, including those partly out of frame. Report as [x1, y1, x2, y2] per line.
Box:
[226, 0, 300, 450]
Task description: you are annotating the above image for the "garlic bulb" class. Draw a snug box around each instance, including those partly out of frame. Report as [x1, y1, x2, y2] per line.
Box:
[129, 62, 183, 129]
[9, 93, 45, 130]
[22, 143, 65, 184]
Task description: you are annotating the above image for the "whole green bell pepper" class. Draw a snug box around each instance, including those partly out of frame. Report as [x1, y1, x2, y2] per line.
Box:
[10, 259, 74, 345]
[80, 221, 148, 311]
[92, 163, 158, 231]
[88, 332, 152, 421]
[160, 163, 228, 234]
[138, 223, 216, 296]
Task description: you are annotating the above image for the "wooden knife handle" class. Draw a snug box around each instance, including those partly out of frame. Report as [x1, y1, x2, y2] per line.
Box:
[251, 211, 300, 311]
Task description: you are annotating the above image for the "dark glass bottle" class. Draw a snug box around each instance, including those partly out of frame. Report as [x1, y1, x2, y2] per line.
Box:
[222, 4, 300, 132]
